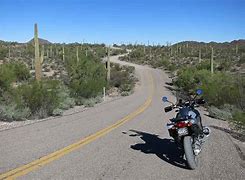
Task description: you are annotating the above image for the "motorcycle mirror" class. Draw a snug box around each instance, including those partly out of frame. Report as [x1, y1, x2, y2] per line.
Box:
[164, 106, 173, 112]
[196, 89, 203, 95]
[162, 96, 168, 102]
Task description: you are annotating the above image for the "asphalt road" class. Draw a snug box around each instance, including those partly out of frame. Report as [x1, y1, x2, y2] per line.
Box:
[0, 55, 244, 180]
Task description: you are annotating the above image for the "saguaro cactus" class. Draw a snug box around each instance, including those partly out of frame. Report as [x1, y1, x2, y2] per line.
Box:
[210, 47, 214, 74]
[46, 48, 49, 58]
[170, 46, 173, 56]
[107, 46, 111, 81]
[40, 45, 44, 64]
[8, 46, 11, 58]
[62, 45, 65, 61]
[236, 44, 239, 54]
[55, 45, 58, 57]
[50, 46, 53, 57]
[199, 48, 202, 63]
[76, 46, 79, 62]
[34, 23, 42, 81]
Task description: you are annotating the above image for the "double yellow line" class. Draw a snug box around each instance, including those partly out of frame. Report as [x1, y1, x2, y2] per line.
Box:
[0, 71, 154, 180]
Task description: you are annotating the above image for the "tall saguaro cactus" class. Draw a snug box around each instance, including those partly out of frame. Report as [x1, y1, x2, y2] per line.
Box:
[55, 45, 58, 57]
[62, 45, 65, 61]
[236, 44, 239, 54]
[210, 47, 214, 74]
[34, 23, 42, 81]
[50, 46, 53, 57]
[199, 48, 202, 63]
[170, 46, 173, 56]
[8, 46, 11, 58]
[107, 46, 111, 81]
[40, 45, 44, 64]
[76, 46, 79, 62]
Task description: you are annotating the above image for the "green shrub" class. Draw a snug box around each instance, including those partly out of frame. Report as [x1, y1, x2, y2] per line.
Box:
[121, 91, 131, 96]
[175, 67, 244, 109]
[0, 47, 8, 59]
[0, 62, 30, 94]
[56, 84, 75, 110]
[207, 106, 232, 120]
[16, 80, 61, 118]
[196, 60, 211, 71]
[110, 69, 134, 92]
[83, 98, 96, 107]
[175, 67, 198, 92]
[66, 55, 106, 99]
[13, 62, 31, 81]
[0, 104, 31, 121]
[0, 64, 16, 92]
[231, 111, 245, 131]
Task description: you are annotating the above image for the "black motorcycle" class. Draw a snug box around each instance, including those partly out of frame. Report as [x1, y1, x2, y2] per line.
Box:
[162, 89, 210, 169]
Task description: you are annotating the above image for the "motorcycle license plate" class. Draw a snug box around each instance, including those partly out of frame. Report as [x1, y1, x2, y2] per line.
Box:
[178, 128, 188, 136]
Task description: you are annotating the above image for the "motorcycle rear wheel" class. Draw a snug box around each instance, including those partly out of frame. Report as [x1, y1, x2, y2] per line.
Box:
[183, 136, 198, 169]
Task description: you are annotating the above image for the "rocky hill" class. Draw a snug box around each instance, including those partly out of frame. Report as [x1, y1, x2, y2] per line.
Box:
[27, 38, 52, 45]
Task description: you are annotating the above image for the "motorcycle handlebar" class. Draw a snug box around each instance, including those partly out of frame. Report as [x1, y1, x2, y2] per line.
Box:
[164, 98, 205, 113]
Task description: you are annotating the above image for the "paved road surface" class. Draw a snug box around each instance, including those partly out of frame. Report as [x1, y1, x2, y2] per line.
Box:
[0, 55, 244, 179]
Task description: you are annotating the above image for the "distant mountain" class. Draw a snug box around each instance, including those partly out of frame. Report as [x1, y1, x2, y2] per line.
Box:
[27, 38, 52, 45]
[230, 39, 245, 45]
[175, 39, 245, 47]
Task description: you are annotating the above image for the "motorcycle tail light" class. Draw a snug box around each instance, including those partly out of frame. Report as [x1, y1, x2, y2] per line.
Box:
[176, 121, 188, 128]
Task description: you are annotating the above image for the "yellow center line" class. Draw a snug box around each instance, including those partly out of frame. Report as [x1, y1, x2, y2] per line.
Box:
[0, 71, 154, 180]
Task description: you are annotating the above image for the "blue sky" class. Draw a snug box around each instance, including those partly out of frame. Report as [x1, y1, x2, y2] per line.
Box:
[0, 0, 244, 44]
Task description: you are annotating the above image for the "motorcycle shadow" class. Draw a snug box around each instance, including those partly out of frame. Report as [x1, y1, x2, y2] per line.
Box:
[129, 130, 188, 169]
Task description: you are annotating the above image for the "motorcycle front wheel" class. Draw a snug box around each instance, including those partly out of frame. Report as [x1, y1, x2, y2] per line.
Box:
[183, 136, 198, 169]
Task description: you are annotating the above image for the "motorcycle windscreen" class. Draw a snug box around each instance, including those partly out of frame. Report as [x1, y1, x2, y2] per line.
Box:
[176, 107, 197, 120]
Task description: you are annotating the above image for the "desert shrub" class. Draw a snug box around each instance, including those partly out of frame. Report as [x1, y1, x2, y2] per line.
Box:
[0, 62, 30, 93]
[175, 68, 244, 109]
[66, 55, 106, 99]
[0, 64, 16, 92]
[110, 48, 127, 56]
[196, 60, 211, 70]
[0, 104, 31, 121]
[199, 72, 242, 107]
[56, 84, 75, 110]
[231, 110, 245, 131]
[207, 106, 232, 120]
[16, 80, 61, 118]
[13, 62, 31, 81]
[123, 65, 135, 74]
[152, 58, 170, 68]
[175, 67, 198, 92]
[110, 69, 134, 92]
[168, 64, 177, 72]
[121, 91, 131, 96]
[109, 63, 136, 95]
[239, 53, 245, 64]
[0, 46, 8, 59]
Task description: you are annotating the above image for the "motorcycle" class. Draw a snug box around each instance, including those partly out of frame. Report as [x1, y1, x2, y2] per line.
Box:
[162, 89, 210, 169]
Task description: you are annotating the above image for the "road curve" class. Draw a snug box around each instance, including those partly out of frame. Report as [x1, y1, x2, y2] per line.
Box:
[0, 55, 244, 180]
